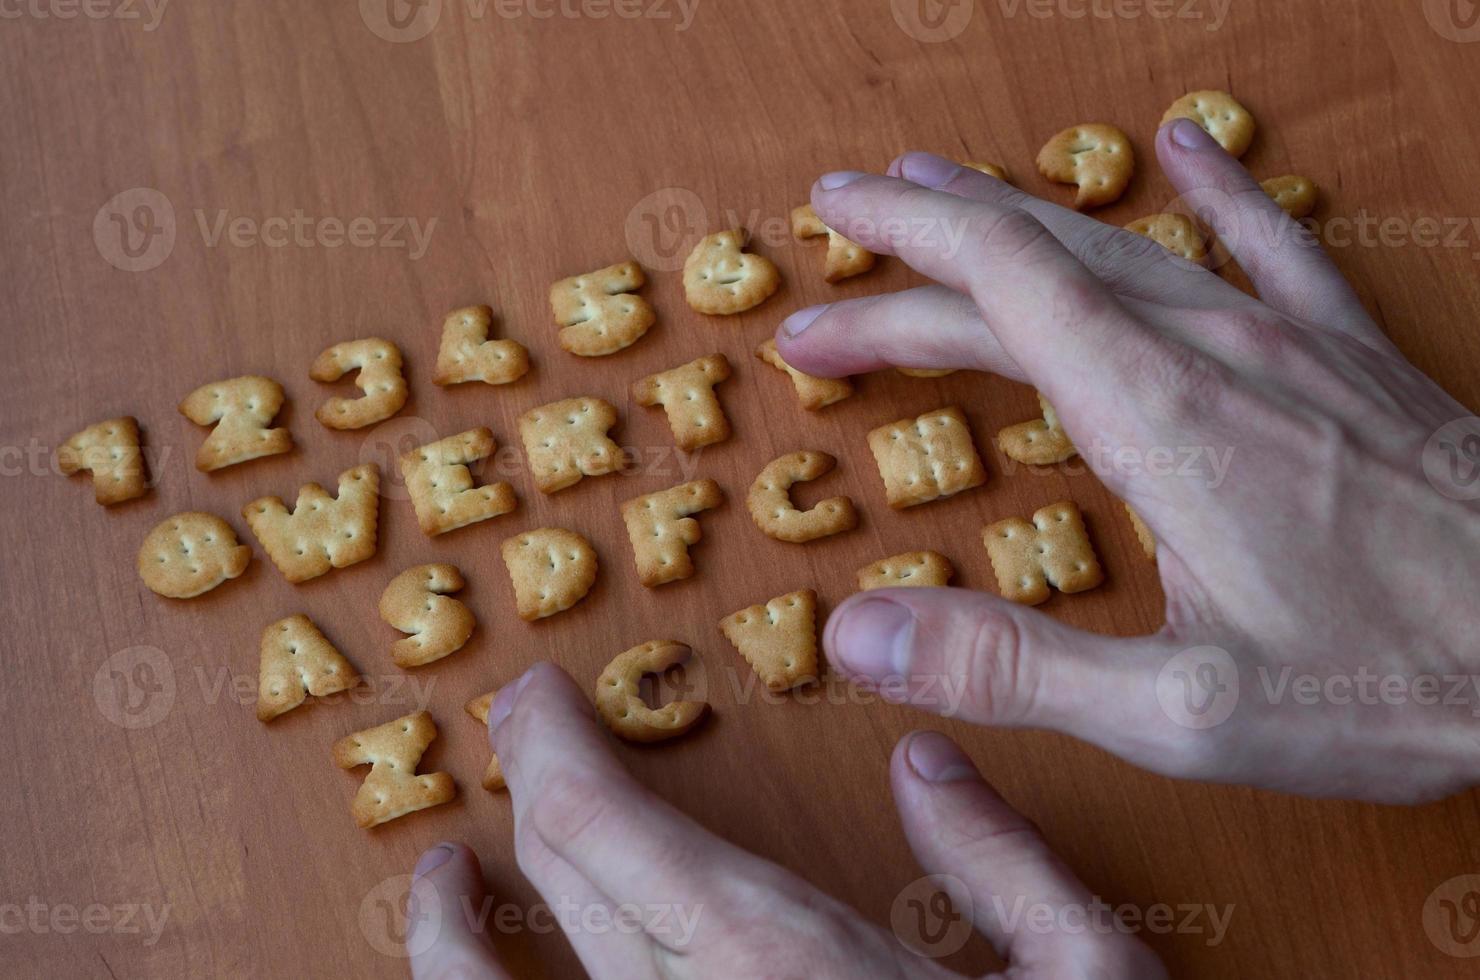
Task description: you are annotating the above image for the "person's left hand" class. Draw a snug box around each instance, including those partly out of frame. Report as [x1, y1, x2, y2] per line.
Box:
[404, 662, 1165, 979]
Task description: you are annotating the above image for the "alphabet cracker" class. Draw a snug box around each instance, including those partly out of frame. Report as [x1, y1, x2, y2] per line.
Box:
[1162, 90, 1256, 158]
[1127, 504, 1157, 561]
[256, 614, 359, 722]
[518, 397, 623, 494]
[997, 393, 1077, 466]
[434, 305, 530, 386]
[59, 416, 149, 505]
[1262, 175, 1318, 219]
[501, 528, 598, 621]
[756, 338, 854, 411]
[791, 204, 876, 282]
[632, 354, 732, 452]
[595, 641, 708, 743]
[178, 376, 293, 472]
[719, 590, 819, 693]
[684, 229, 780, 315]
[963, 161, 1009, 181]
[550, 260, 656, 356]
[137, 512, 251, 599]
[379, 564, 476, 669]
[983, 500, 1104, 605]
[243, 464, 380, 583]
[310, 338, 408, 430]
[747, 451, 858, 543]
[400, 428, 517, 537]
[464, 691, 505, 791]
[1036, 124, 1134, 209]
[857, 551, 954, 591]
[867, 406, 987, 509]
[899, 368, 956, 379]
[1125, 213, 1208, 264]
[331, 711, 455, 829]
[620, 480, 724, 588]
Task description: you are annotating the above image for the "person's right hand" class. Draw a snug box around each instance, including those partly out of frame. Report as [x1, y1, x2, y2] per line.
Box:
[777, 119, 1480, 804]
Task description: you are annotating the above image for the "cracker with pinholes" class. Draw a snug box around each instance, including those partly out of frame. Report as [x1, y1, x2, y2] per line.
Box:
[1162, 90, 1256, 158]
[379, 564, 476, 669]
[518, 396, 623, 494]
[434, 305, 530, 387]
[1125, 213, 1208, 265]
[984, 500, 1104, 606]
[756, 338, 854, 411]
[179, 375, 293, 472]
[1262, 175, 1318, 219]
[332, 711, 455, 829]
[747, 451, 857, 544]
[632, 354, 732, 452]
[59, 416, 149, 505]
[857, 551, 954, 591]
[464, 691, 505, 791]
[243, 464, 380, 584]
[719, 589, 819, 692]
[684, 229, 781, 315]
[401, 428, 517, 537]
[998, 393, 1077, 466]
[551, 261, 656, 357]
[311, 337, 408, 430]
[257, 614, 359, 722]
[868, 406, 987, 509]
[1037, 124, 1135, 209]
[137, 512, 252, 599]
[621, 480, 724, 588]
[501, 528, 598, 621]
[596, 641, 708, 743]
[791, 204, 876, 283]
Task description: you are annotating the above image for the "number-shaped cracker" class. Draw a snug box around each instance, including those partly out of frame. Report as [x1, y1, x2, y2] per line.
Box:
[755, 338, 854, 411]
[719, 590, 819, 693]
[500, 528, 598, 621]
[310, 338, 408, 430]
[59, 416, 149, 505]
[550, 261, 656, 357]
[136, 512, 252, 599]
[620, 480, 724, 588]
[379, 564, 475, 669]
[464, 690, 505, 791]
[256, 614, 359, 722]
[331, 711, 455, 829]
[632, 354, 733, 452]
[1261, 175, 1318, 219]
[1125, 213, 1208, 265]
[518, 397, 623, 495]
[683, 229, 781, 315]
[791, 204, 876, 283]
[595, 641, 708, 743]
[983, 500, 1104, 606]
[178, 376, 294, 472]
[1162, 90, 1256, 158]
[997, 393, 1078, 466]
[243, 464, 380, 583]
[857, 551, 955, 591]
[747, 451, 858, 544]
[400, 428, 517, 537]
[433, 305, 530, 387]
[867, 406, 987, 509]
[1036, 124, 1135, 210]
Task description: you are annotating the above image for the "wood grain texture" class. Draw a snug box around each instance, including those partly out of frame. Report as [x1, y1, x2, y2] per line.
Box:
[4, 1, 1480, 977]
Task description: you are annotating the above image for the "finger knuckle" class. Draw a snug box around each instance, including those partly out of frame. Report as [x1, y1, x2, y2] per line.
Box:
[951, 607, 1041, 723]
[971, 207, 1057, 266]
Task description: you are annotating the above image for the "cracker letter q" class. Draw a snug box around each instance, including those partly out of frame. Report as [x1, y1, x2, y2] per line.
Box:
[137, 512, 251, 599]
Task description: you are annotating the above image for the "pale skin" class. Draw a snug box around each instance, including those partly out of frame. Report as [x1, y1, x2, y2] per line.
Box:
[405, 118, 1480, 976]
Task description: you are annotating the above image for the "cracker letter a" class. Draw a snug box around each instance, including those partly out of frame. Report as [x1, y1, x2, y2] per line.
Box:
[257, 615, 359, 722]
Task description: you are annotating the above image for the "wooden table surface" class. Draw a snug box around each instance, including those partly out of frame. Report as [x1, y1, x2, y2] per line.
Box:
[5, 1, 1480, 976]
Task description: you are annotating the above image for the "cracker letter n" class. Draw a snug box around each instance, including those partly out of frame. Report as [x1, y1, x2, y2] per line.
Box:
[178, 376, 293, 472]
[620, 480, 723, 588]
[331, 711, 455, 829]
[434, 305, 530, 386]
[400, 428, 517, 536]
[719, 590, 819, 692]
[983, 500, 1104, 605]
[684, 230, 780, 315]
[379, 564, 476, 668]
[867, 406, 987, 509]
[596, 641, 708, 743]
[632, 354, 732, 452]
[59, 416, 149, 504]
[550, 261, 656, 356]
[311, 338, 408, 430]
[257, 615, 359, 722]
[243, 464, 380, 583]
[518, 397, 622, 494]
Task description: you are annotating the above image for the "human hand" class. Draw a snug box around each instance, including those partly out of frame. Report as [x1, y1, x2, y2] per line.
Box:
[405, 663, 1165, 979]
[776, 120, 1480, 804]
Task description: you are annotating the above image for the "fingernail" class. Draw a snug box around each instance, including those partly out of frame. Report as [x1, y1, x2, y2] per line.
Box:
[489, 669, 535, 731]
[900, 153, 963, 189]
[413, 843, 454, 880]
[906, 732, 980, 784]
[1169, 117, 1218, 151]
[819, 170, 867, 191]
[832, 598, 914, 681]
[782, 305, 828, 337]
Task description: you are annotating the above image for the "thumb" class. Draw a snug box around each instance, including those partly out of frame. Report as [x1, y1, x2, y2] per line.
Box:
[407, 843, 510, 980]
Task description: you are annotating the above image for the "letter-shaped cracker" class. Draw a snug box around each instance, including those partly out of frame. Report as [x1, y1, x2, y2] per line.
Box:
[310, 338, 408, 430]
[178, 376, 294, 472]
[747, 451, 858, 544]
[1262, 175, 1318, 219]
[137, 512, 251, 599]
[400, 428, 517, 537]
[791, 204, 876, 283]
[1127, 504, 1157, 561]
[963, 161, 1009, 181]
[684, 229, 781, 315]
[550, 261, 656, 357]
[257, 614, 359, 722]
[620, 480, 724, 588]
[59, 416, 149, 505]
[719, 590, 819, 693]
[433, 305, 530, 387]
[501, 528, 598, 621]
[1125, 214, 1208, 265]
[868, 406, 987, 509]
[1162, 90, 1256, 158]
[857, 551, 955, 591]
[632, 354, 732, 452]
[464, 691, 505, 791]
[755, 338, 854, 411]
[518, 397, 623, 494]
[984, 500, 1104, 605]
[997, 393, 1078, 466]
[899, 368, 957, 379]
[331, 711, 455, 829]
[1036, 124, 1135, 209]
[379, 564, 476, 669]
[595, 641, 708, 743]
[243, 464, 380, 584]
